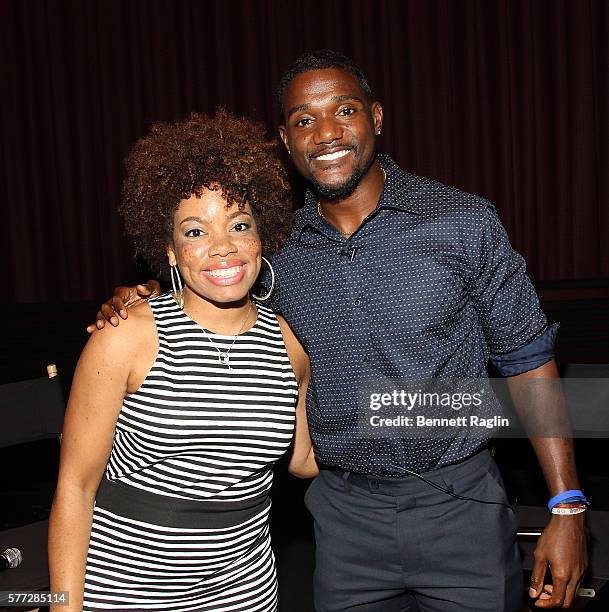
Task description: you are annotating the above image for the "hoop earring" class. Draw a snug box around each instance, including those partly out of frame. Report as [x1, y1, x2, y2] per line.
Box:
[170, 264, 184, 308]
[251, 256, 275, 301]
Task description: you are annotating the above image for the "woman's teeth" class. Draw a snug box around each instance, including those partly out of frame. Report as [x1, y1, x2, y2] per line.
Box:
[207, 266, 242, 278]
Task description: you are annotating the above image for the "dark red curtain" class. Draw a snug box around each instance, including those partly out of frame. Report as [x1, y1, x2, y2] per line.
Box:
[2, 0, 608, 303]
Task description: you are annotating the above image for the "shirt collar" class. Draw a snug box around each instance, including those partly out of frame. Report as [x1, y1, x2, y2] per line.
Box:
[292, 154, 425, 239]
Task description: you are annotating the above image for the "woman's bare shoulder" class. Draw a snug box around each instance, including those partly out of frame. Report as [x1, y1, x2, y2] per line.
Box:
[88, 300, 156, 354]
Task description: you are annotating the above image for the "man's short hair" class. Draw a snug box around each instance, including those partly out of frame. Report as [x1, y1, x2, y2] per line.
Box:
[276, 50, 373, 117]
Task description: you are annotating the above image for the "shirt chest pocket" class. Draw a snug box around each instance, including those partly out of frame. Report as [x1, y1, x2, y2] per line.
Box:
[364, 245, 471, 336]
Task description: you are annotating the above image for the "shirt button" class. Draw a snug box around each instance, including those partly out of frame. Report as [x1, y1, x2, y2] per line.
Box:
[370, 480, 380, 490]
[353, 299, 361, 306]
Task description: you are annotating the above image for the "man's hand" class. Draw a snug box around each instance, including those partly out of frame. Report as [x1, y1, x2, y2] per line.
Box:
[529, 513, 587, 608]
[86, 280, 161, 333]
[507, 360, 588, 608]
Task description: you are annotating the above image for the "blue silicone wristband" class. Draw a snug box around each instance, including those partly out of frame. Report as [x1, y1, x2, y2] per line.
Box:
[547, 490, 590, 512]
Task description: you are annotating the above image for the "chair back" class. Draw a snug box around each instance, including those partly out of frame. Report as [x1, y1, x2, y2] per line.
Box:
[0, 366, 65, 601]
[0, 365, 64, 449]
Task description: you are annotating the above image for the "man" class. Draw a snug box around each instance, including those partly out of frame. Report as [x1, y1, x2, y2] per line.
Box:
[94, 51, 587, 611]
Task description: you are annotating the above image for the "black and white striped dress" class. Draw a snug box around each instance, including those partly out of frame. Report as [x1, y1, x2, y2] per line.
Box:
[83, 293, 297, 611]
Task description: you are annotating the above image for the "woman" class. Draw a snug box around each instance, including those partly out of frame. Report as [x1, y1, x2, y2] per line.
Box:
[48, 109, 317, 611]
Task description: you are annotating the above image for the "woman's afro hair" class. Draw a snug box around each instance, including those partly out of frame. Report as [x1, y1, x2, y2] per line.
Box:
[119, 108, 293, 276]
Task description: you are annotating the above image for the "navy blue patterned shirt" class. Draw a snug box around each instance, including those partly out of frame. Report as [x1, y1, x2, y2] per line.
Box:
[267, 155, 557, 475]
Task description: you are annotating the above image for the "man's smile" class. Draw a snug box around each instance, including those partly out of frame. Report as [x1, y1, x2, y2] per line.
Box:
[313, 149, 351, 162]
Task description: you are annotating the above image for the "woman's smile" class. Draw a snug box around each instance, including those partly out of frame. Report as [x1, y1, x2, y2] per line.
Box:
[202, 261, 248, 285]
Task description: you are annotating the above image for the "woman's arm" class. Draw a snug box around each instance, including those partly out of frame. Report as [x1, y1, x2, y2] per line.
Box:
[48, 304, 155, 611]
[276, 315, 318, 479]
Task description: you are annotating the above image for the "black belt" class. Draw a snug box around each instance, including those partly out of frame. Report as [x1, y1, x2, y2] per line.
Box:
[320, 449, 491, 494]
[95, 477, 270, 529]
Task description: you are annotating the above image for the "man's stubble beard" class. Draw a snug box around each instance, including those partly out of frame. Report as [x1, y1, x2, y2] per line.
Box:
[309, 149, 377, 201]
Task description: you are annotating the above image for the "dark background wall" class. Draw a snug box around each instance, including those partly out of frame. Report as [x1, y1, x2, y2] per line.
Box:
[2, 0, 609, 305]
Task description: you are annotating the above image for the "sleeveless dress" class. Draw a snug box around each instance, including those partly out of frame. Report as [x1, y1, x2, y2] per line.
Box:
[82, 293, 298, 611]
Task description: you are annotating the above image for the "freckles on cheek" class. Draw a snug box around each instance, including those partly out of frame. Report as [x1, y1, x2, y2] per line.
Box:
[242, 238, 262, 256]
[179, 244, 206, 266]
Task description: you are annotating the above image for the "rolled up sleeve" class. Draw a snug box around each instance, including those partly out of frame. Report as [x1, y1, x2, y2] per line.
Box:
[469, 204, 557, 376]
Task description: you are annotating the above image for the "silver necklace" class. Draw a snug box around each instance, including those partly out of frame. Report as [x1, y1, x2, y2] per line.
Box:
[200, 301, 254, 369]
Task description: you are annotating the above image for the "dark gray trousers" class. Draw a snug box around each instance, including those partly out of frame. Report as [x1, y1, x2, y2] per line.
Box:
[305, 450, 522, 612]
